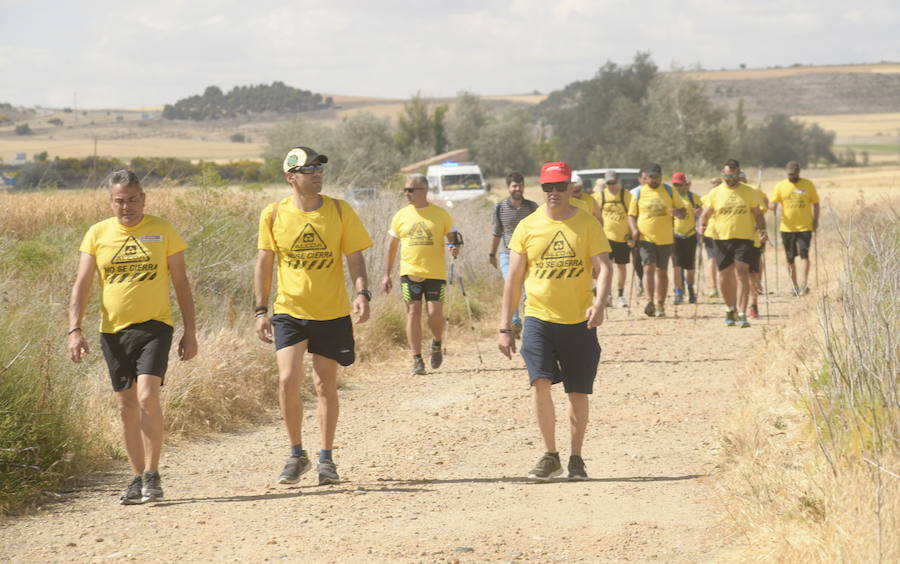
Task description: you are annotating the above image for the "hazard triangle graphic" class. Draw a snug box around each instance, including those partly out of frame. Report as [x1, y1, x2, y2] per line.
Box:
[111, 235, 151, 264]
[291, 223, 327, 252]
[540, 231, 576, 260]
[409, 221, 433, 245]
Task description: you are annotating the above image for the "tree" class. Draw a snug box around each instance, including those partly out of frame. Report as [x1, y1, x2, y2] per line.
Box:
[15, 124, 32, 135]
[396, 93, 448, 158]
[473, 109, 538, 177]
[447, 92, 490, 152]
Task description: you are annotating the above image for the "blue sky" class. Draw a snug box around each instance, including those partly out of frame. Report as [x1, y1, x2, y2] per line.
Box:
[1, 0, 897, 108]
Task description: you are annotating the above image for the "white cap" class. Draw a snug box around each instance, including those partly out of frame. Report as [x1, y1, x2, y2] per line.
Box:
[570, 173, 583, 186]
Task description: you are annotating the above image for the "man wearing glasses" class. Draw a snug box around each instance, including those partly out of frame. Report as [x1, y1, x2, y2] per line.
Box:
[595, 169, 634, 307]
[254, 146, 373, 486]
[498, 162, 613, 482]
[382, 173, 459, 376]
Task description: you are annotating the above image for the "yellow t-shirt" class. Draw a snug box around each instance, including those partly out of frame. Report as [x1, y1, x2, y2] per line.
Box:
[570, 197, 588, 211]
[745, 184, 768, 247]
[700, 193, 718, 239]
[508, 207, 611, 325]
[574, 193, 598, 215]
[80, 215, 187, 334]
[258, 195, 372, 321]
[770, 178, 819, 232]
[627, 184, 685, 245]
[389, 203, 453, 280]
[705, 183, 763, 241]
[595, 188, 633, 243]
[674, 190, 701, 239]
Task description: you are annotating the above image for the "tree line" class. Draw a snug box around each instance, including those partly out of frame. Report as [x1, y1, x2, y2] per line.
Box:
[162, 82, 333, 121]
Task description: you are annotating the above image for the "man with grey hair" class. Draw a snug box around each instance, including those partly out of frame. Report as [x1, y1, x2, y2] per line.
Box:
[68, 170, 197, 504]
[382, 173, 460, 375]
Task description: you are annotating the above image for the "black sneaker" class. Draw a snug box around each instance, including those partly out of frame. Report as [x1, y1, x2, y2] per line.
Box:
[317, 460, 340, 485]
[429, 341, 443, 370]
[527, 452, 562, 482]
[567, 455, 588, 481]
[120, 476, 144, 505]
[411, 355, 426, 375]
[141, 470, 163, 503]
[278, 453, 311, 484]
[644, 301, 656, 317]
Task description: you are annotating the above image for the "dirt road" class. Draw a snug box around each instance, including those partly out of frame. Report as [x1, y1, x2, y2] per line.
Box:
[1, 285, 793, 563]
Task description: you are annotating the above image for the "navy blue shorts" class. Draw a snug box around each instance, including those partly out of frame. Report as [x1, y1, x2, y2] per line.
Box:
[520, 317, 601, 394]
[100, 320, 173, 392]
[271, 314, 355, 366]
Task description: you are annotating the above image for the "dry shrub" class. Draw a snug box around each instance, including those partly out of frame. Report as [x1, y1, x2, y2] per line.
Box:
[716, 199, 898, 562]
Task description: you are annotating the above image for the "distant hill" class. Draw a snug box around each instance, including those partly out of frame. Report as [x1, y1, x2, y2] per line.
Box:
[162, 82, 333, 121]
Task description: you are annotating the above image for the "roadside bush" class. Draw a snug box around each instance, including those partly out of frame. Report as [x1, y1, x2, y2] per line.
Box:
[14, 124, 32, 135]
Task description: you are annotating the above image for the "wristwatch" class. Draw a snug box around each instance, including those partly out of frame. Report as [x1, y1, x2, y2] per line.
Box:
[357, 289, 372, 302]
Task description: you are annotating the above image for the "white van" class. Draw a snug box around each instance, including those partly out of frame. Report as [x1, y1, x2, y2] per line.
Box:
[574, 168, 641, 193]
[425, 162, 488, 205]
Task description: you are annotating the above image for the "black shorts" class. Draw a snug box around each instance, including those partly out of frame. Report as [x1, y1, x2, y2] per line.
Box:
[747, 245, 761, 274]
[271, 314, 355, 366]
[702, 236, 716, 260]
[520, 317, 601, 394]
[608, 240, 631, 265]
[400, 275, 446, 302]
[713, 239, 756, 271]
[638, 241, 672, 269]
[673, 236, 698, 270]
[100, 320, 174, 392]
[781, 231, 812, 263]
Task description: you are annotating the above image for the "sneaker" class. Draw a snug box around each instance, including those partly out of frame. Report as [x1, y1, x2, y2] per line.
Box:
[278, 453, 312, 484]
[141, 470, 163, 503]
[748, 304, 759, 319]
[706, 289, 719, 298]
[800, 285, 810, 295]
[644, 301, 656, 317]
[738, 313, 751, 328]
[429, 341, 443, 370]
[317, 460, 340, 485]
[411, 355, 426, 375]
[724, 309, 736, 327]
[527, 452, 562, 482]
[791, 286, 801, 297]
[567, 455, 588, 481]
[616, 296, 628, 308]
[120, 476, 144, 505]
[673, 289, 684, 305]
[655, 304, 666, 317]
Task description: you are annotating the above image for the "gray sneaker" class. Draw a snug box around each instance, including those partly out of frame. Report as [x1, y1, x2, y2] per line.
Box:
[278, 453, 312, 484]
[141, 470, 163, 503]
[411, 355, 426, 375]
[120, 476, 144, 505]
[527, 453, 562, 482]
[429, 341, 443, 370]
[567, 455, 588, 481]
[317, 460, 340, 485]
[654, 304, 666, 317]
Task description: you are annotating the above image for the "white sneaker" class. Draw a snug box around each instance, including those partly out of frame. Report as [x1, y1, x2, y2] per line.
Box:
[616, 296, 628, 308]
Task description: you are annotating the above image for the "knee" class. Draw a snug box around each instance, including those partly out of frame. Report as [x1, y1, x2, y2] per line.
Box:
[137, 389, 160, 412]
[117, 397, 139, 421]
[278, 373, 300, 393]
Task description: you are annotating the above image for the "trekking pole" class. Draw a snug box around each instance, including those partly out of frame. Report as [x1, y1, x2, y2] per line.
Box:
[814, 231, 820, 292]
[773, 208, 780, 296]
[444, 261, 454, 345]
[693, 235, 702, 322]
[762, 240, 771, 325]
[627, 245, 637, 316]
[456, 270, 484, 365]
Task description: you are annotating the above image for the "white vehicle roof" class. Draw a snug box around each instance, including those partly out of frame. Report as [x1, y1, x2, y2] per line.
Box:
[574, 168, 640, 175]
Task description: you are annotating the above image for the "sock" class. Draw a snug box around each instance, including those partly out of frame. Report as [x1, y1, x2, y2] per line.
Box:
[687, 284, 694, 292]
[432, 340, 441, 348]
[290, 444, 305, 457]
[547, 451, 560, 459]
[319, 449, 332, 462]
[617, 288, 624, 297]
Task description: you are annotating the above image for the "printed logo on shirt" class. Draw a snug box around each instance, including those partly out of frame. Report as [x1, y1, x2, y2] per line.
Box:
[105, 236, 158, 283]
[408, 222, 434, 246]
[717, 193, 751, 217]
[534, 231, 584, 279]
[285, 223, 334, 270]
[140, 235, 163, 243]
[291, 224, 327, 251]
[111, 236, 151, 264]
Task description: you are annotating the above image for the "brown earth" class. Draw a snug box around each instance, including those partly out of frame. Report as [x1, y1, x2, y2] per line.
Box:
[0, 258, 801, 562]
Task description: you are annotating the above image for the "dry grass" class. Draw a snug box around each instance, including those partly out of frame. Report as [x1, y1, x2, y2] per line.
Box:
[715, 197, 899, 562]
[0, 137, 265, 162]
[681, 62, 900, 81]
[793, 113, 900, 138]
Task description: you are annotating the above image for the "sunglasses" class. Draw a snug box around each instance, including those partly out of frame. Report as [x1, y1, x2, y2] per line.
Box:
[541, 182, 569, 193]
[606, 180, 617, 185]
[289, 163, 326, 174]
[722, 173, 740, 179]
[404, 187, 425, 193]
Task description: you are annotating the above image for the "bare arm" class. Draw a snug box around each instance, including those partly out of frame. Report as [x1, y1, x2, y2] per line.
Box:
[497, 250, 527, 359]
[445, 230, 460, 259]
[168, 250, 198, 361]
[751, 207, 769, 244]
[627, 214, 640, 241]
[698, 207, 714, 236]
[586, 253, 612, 329]
[67, 252, 96, 363]
[489, 236, 501, 268]
[253, 249, 275, 343]
[381, 235, 400, 293]
[346, 250, 370, 324]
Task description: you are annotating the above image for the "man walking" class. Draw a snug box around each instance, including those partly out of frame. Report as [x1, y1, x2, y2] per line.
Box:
[68, 170, 197, 504]
[382, 174, 459, 375]
[489, 171, 538, 333]
[255, 146, 373, 486]
[595, 169, 633, 307]
[769, 161, 820, 295]
[498, 161, 613, 482]
[627, 164, 686, 317]
[699, 159, 768, 328]
[570, 174, 603, 221]
[671, 172, 702, 305]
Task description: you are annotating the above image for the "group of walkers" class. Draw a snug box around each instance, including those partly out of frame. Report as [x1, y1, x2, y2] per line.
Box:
[66, 146, 820, 503]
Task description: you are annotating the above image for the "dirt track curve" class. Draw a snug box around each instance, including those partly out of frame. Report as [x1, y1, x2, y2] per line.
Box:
[1, 275, 796, 563]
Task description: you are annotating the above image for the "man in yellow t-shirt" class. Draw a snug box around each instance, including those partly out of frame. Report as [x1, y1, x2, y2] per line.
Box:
[699, 159, 768, 328]
[570, 174, 603, 221]
[769, 161, 820, 295]
[627, 163, 687, 317]
[68, 170, 197, 505]
[700, 178, 723, 298]
[498, 161, 612, 482]
[255, 146, 373, 487]
[738, 170, 769, 319]
[595, 169, 634, 307]
[670, 172, 702, 305]
[382, 174, 460, 376]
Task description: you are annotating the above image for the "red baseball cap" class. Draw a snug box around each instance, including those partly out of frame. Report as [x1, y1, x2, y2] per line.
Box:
[671, 172, 688, 184]
[539, 162, 572, 184]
